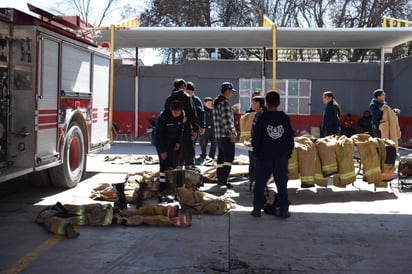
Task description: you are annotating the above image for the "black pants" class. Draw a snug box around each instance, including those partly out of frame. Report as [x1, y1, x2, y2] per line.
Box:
[216, 137, 235, 184]
[180, 130, 195, 167]
[199, 128, 216, 159]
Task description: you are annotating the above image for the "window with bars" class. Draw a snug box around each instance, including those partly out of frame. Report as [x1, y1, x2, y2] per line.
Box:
[239, 78, 311, 115]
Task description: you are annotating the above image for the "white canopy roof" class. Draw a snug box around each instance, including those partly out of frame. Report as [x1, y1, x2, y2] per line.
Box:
[95, 27, 412, 49]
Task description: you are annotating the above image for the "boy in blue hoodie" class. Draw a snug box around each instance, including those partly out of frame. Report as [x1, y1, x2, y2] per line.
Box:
[155, 100, 184, 202]
[251, 91, 294, 218]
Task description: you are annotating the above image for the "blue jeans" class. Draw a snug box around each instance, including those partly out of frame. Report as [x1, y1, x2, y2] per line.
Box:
[254, 157, 289, 212]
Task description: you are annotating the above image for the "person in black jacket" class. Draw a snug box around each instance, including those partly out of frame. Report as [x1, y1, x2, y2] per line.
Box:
[155, 100, 184, 202]
[251, 91, 294, 218]
[320, 91, 342, 137]
[184, 81, 205, 168]
[164, 79, 199, 168]
[199, 97, 216, 160]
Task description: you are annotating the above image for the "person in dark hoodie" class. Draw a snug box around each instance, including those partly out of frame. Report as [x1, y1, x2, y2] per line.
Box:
[213, 82, 237, 189]
[164, 79, 199, 168]
[320, 91, 342, 137]
[251, 91, 294, 218]
[184, 81, 205, 168]
[155, 100, 184, 203]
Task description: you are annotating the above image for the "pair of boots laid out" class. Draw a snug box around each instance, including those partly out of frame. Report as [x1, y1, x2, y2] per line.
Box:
[112, 181, 148, 210]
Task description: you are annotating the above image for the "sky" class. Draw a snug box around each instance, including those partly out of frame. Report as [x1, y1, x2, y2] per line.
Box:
[1, 0, 161, 65]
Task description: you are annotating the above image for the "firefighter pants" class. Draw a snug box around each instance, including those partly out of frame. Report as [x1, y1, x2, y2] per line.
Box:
[254, 157, 289, 212]
[157, 146, 179, 193]
[216, 137, 235, 184]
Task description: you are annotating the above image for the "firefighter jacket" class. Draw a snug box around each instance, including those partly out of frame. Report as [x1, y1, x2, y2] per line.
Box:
[294, 136, 317, 185]
[333, 135, 356, 187]
[316, 135, 338, 177]
[239, 112, 255, 143]
[379, 106, 401, 150]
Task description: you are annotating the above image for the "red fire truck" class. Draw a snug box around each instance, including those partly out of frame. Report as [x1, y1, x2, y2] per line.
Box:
[0, 5, 110, 187]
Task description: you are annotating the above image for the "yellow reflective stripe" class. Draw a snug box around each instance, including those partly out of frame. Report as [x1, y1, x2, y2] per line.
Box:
[288, 161, 298, 169]
[322, 163, 337, 173]
[77, 206, 86, 225]
[223, 162, 232, 167]
[339, 170, 356, 180]
[216, 164, 224, 168]
[301, 176, 315, 183]
[57, 220, 66, 235]
[314, 173, 328, 181]
[102, 204, 113, 226]
[364, 166, 381, 177]
[240, 131, 251, 137]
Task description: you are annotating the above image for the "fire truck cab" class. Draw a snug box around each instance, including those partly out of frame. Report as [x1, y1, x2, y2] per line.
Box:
[0, 5, 110, 187]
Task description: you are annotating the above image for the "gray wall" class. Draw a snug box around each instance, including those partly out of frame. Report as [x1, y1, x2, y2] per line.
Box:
[114, 57, 412, 117]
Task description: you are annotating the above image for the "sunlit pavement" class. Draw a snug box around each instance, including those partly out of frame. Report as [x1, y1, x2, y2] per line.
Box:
[1, 141, 412, 273]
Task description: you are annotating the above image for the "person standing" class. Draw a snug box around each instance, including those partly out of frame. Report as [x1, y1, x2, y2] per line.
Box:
[164, 79, 199, 167]
[369, 89, 400, 138]
[355, 110, 372, 134]
[155, 100, 184, 202]
[213, 82, 237, 188]
[184, 81, 205, 168]
[248, 96, 265, 188]
[320, 91, 342, 137]
[199, 97, 216, 160]
[251, 91, 294, 218]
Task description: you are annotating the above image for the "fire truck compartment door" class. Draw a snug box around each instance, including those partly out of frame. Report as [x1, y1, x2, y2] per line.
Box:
[36, 36, 58, 162]
[91, 55, 110, 145]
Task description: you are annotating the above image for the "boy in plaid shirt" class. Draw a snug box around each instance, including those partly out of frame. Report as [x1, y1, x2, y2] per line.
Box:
[213, 82, 237, 188]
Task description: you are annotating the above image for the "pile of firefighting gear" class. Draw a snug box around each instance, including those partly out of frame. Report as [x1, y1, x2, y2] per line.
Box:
[35, 202, 192, 239]
[287, 134, 397, 188]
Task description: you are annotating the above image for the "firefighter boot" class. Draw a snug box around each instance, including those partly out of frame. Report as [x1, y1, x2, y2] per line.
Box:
[163, 205, 179, 218]
[113, 182, 128, 210]
[64, 223, 80, 239]
[171, 212, 192, 227]
[135, 182, 147, 209]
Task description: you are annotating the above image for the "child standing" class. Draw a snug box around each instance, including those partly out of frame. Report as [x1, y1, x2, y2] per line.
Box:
[155, 100, 184, 202]
[251, 91, 294, 218]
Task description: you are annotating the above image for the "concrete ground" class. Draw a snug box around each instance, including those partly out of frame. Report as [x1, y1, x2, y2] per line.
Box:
[1, 141, 412, 274]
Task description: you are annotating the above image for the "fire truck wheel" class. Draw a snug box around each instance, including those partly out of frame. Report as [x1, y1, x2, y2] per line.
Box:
[49, 122, 86, 188]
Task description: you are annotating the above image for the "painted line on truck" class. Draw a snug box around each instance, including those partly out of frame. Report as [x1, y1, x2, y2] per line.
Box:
[1, 236, 62, 274]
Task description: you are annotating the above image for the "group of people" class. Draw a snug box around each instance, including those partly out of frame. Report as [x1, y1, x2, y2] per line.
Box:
[154, 79, 238, 202]
[156, 80, 295, 218]
[320, 89, 401, 139]
[153, 83, 400, 219]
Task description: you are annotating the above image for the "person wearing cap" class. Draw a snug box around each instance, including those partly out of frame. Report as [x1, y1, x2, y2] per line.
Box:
[155, 100, 184, 202]
[199, 97, 216, 160]
[182, 81, 205, 168]
[164, 79, 199, 167]
[213, 82, 237, 188]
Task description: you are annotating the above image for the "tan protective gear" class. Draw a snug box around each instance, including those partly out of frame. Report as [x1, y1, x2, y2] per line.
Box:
[239, 112, 255, 143]
[379, 106, 401, 150]
[316, 136, 338, 177]
[333, 135, 356, 187]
